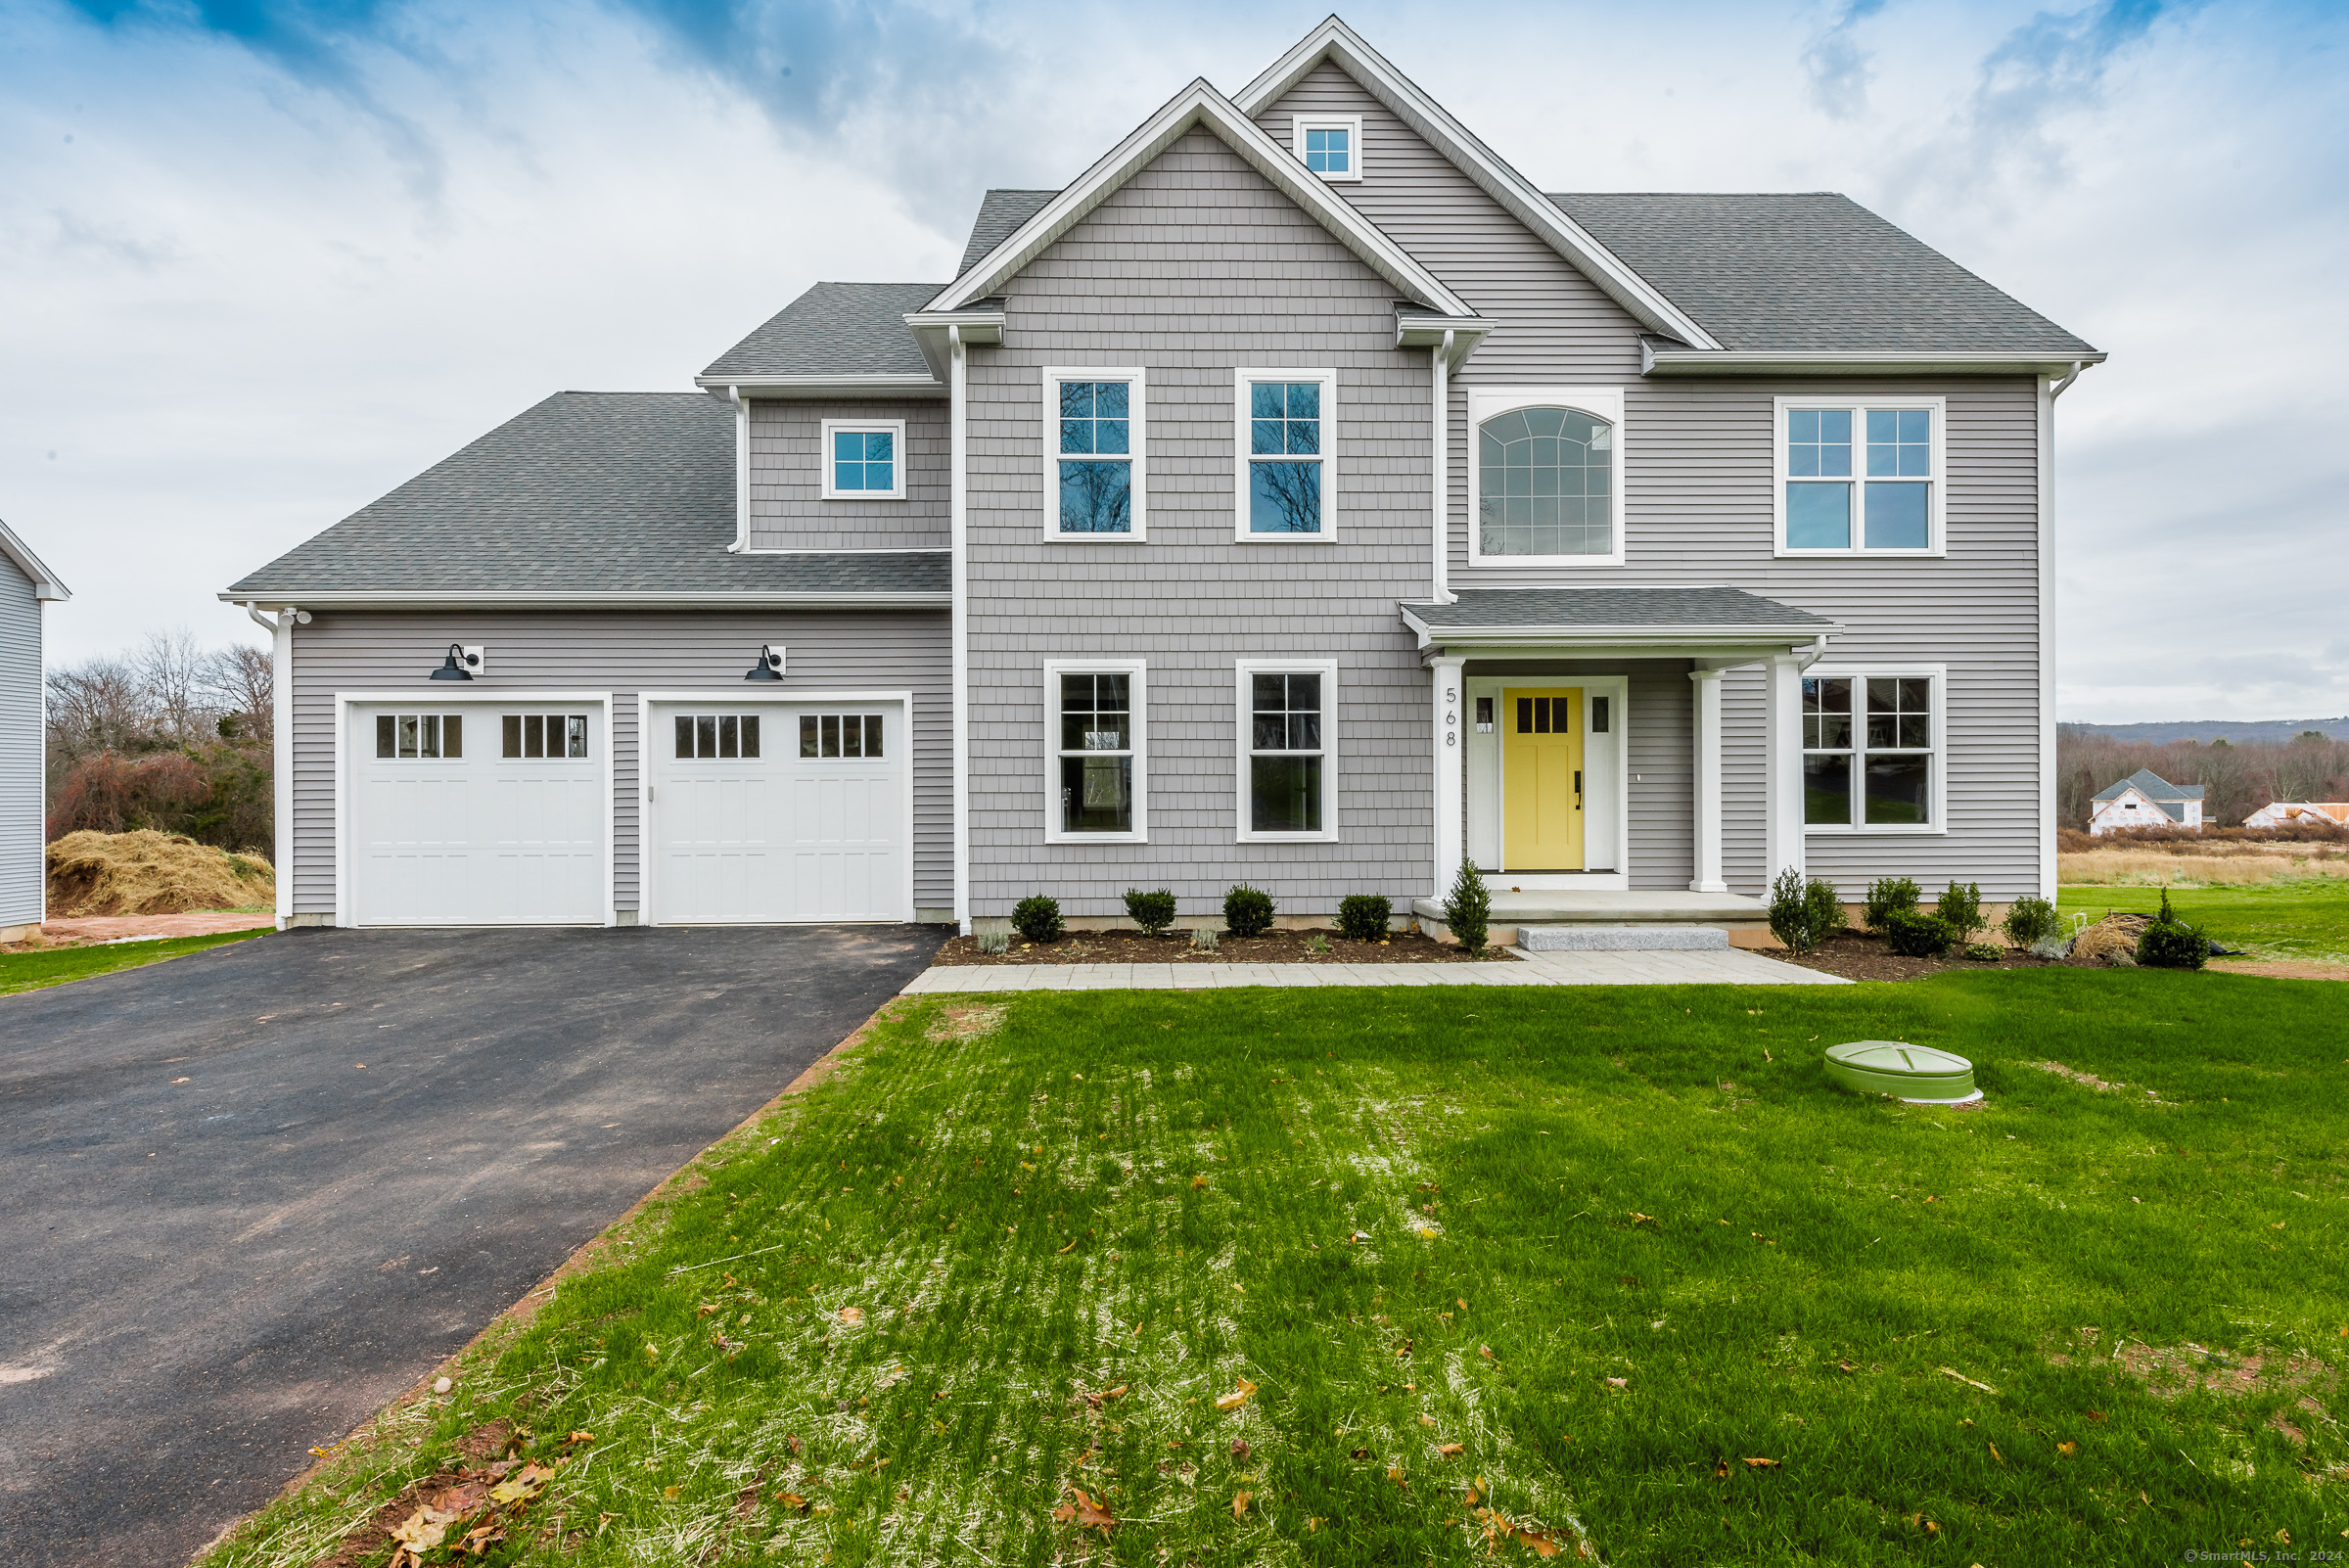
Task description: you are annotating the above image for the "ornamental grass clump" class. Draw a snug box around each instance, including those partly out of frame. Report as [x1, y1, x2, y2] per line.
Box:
[1862, 875, 1921, 932]
[1336, 894, 1392, 943]
[1767, 867, 1846, 954]
[1222, 884, 1275, 939]
[1123, 888, 1176, 936]
[1011, 896, 1064, 945]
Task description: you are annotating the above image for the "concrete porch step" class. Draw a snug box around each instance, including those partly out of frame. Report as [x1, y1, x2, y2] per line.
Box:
[1516, 925, 1728, 952]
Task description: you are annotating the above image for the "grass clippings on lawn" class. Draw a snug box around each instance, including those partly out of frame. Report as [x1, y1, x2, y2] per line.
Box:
[932, 927, 1513, 965]
[200, 971, 2348, 1568]
[0, 926, 269, 996]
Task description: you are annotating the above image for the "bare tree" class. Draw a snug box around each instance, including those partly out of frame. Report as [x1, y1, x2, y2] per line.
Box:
[130, 626, 216, 746]
[205, 644, 273, 746]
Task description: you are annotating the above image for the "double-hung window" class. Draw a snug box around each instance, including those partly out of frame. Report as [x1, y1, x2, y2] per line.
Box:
[1045, 368, 1144, 538]
[820, 418, 905, 500]
[1236, 370, 1335, 540]
[1802, 666, 1944, 831]
[1045, 661, 1145, 842]
[1237, 659, 1337, 841]
[1776, 396, 1943, 554]
[1291, 114, 1363, 181]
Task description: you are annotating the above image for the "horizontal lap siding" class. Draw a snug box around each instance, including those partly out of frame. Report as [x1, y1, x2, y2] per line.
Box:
[966, 127, 1435, 920]
[0, 559, 41, 926]
[748, 398, 949, 551]
[288, 611, 950, 918]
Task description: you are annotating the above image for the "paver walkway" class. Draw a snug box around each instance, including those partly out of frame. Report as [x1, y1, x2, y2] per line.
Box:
[902, 945, 1848, 992]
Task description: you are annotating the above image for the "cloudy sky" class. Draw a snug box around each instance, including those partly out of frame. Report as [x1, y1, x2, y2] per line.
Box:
[3, 0, 2343, 721]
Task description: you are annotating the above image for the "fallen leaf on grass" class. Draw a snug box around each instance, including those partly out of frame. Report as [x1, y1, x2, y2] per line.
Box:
[1229, 1439, 1251, 1459]
[1713, 1458, 1729, 1478]
[1231, 1490, 1251, 1518]
[1480, 1344, 1497, 1361]
[1438, 1443, 1464, 1457]
[838, 1307, 863, 1324]
[1082, 1385, 1128, 1409]
[1742, 1457, 1780, 1470]
[1630, 1212, 1654, 1224]
[775, 1493, 809, 1511]
[389, 1504, 463, 1555]
[1191, 1175, 1208, 1190]
[2057, 1441, 2080, 1456]
[786, 1433, 803, 1454]
[2085, 1409, 2106, 1423]
[1604, 1377, 1628, 1389]
[1350, 1447, 1370, 1460]
[564, 1431, 595, 1446]
[1419, 1414, 1438, 1428]
[489, 1464, 555, 1505]
[1388, 1466, 1407, 1488]
[1214, 1378, 1258, 1412]
[662, 1486, 682, 1499]
[1988, 1443, 2004, 1465]
[1052, 1487, 1116, 1534]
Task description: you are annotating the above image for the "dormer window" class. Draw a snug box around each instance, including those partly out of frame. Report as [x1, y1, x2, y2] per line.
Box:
[821, 418, 906, 500]
[1292, 115, 1363, 182]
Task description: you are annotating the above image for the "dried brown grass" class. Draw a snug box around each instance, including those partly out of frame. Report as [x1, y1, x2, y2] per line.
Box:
[46, 829, 275, 916]
[2057, 849, 2349, 887]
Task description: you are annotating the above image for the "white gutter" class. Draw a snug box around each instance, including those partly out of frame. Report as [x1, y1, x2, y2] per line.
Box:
[693, 373, 946, 400]
[215, 590, 951, 610]
[245, 602, 307, 929]
[2034, 361, 2085, 901]
[726, 385, 749, 553]
[1400, 607, 1844, 651]
[1642, 346, 2110, 378]
[948, 324, 971, 935]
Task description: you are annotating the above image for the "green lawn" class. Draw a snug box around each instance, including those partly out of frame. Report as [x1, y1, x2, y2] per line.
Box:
[0, 927, 269, 997]
[203, 975, 2347, 1567]
[2061, 876, 2349, 962]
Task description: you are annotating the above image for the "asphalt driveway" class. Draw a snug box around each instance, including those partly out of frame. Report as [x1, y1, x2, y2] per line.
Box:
[0, 922, 944, 1566]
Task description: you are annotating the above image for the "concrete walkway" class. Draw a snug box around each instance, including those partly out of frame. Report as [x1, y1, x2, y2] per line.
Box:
[902, 945, 1849, 992]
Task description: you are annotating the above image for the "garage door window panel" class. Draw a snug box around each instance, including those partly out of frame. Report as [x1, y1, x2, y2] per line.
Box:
[674, 714, 763, 760]
[377, 713, 462, 759]
[504, 714, 588, 760]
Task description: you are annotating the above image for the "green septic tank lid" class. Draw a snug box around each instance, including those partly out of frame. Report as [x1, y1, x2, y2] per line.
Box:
[1822, 1040, 1980, 1105]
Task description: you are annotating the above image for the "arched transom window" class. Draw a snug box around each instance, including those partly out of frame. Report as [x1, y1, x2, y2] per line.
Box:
[1477, 406, 1614, 557]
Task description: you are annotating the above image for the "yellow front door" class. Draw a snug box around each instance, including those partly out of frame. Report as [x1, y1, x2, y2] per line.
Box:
[1502, 687, 1585, 870]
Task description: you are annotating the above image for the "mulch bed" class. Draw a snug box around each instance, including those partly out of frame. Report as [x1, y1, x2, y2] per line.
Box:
[931, 928, 1514, 966]
[1759, 930, 2061, 983]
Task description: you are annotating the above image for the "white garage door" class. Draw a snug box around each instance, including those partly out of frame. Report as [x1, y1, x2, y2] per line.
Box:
[347, 704, 606, 925]
[650, 701, 906, 923]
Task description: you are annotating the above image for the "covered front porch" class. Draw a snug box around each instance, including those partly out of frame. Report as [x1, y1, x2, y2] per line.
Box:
[1404, 586, 1844, 940]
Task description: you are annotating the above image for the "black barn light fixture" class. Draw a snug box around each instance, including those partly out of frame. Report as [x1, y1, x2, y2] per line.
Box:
[430, 643, 482, 680]
[744, 643, 785, 681]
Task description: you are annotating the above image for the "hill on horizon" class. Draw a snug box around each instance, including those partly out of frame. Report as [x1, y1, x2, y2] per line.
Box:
[2059, 716, 2349, 745]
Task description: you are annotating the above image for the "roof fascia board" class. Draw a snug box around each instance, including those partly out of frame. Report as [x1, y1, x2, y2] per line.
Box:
[1236, 20, 1724, 351]
[215, 590, 951, 611]
[693, 373, 946, 400]
[0, 519, 69, 600]
[1642, 346, 2110, 377]
[1399, 606, 1844, 653]
[903, 308, 1006, 382]
[924, 78, 1472, 319]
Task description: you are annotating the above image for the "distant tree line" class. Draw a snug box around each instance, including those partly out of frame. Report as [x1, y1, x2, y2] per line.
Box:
[2057, 724, 2349, 828]
[46, 629, 274, 856]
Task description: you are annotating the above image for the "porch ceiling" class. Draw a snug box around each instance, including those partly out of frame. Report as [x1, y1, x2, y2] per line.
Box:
[1400, 586, 1839, 658]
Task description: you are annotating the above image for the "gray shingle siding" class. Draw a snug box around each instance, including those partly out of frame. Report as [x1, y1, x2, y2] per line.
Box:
[0, 553, 41, 927]
[748, 399, 949, 552]
[701, 283, 944, 381]
[285, 611, 952, 919]
[964, 127, 1436, 920]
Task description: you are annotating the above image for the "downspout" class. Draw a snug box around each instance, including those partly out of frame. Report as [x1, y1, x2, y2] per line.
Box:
[246, 602, 300, 929]
[725, 385, 750, 552]
[2034, 363, 2081, 900]
[948, 326, 971, 934]
[1796, 634, 1829, 670]
[1431, 332, 1452, 604]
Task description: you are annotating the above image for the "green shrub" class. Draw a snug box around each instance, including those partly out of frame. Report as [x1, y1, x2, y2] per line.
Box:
[1862, 875, 1921, 931]
[2137, 889, 2211, 969]
[1935, 881, 1985, 945]
[1768, 868, 1846, 954]
[2002, 896, 2062, 948]
[1223, 884, 1276, 939]
[1963, 942, 2005, 962]
[1123, 888, 1176, 935]
[1441, 860, 1492, 955]
[1010, 896, 1063, 945]
[1884, 909, 1955, 957]
[1337, 894, 1392, 943]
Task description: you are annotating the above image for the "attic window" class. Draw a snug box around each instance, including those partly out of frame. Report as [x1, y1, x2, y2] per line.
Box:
[1292, 115, 1362, 182]
[821, 418, 906, 501]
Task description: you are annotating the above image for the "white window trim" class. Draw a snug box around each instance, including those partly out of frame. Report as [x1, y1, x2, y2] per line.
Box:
[1801, 663, 1948, 836]
[1234, 657, 1339, 844]
[818, 417, 908, 501]
[1043, 659, 1147, 845]
[1291, 113, 1364, 181]
[1043, 367, 1146, 542]
[1773, 394, 1947, 558]
[1233, 368, 1337, 543]
[1464, 386, 1628, 569]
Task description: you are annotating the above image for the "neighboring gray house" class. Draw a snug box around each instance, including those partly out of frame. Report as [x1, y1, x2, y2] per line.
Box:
[223, 19, 2100, 937]
[1, 520, 70, 942]
[2089, 768, 2204, 835]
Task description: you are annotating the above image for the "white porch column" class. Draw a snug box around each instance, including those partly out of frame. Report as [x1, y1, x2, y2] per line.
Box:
[1688, 669, 1727, 893]
[1764, 653, 1806, 887]
[1431, 655, 1465, 899]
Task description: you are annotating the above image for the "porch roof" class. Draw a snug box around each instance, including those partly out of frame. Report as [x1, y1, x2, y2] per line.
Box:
[1400, 586, 1839, 654]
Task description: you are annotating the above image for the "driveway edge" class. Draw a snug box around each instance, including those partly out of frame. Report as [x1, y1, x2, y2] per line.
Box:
[188, 994, 912, 1565]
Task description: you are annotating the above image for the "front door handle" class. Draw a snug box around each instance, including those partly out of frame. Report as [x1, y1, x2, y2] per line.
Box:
[1575, 769, 1583, 808]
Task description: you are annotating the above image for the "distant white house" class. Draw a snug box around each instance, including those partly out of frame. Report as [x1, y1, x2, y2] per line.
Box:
[2243, 801, 2349, 830]
[2, 519, 72, 943]
[2088, 768, 2204, 835]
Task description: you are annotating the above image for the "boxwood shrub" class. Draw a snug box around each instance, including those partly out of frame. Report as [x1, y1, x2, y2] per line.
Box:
[1011, 895, 1064, 945]
[1884, 908, 1955, 957]
[1123, 887, 1177, 935]
[1337, 894, 1393, 943]
[1223, 883, 1276, 939]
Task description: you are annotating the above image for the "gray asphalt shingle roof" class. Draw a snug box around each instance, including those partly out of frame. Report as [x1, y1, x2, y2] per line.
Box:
[699, 282, 945, 382]
[1548, 193, 2097, 355]
[225, 392, 947, 600]
[2093, 768, 2205, 803]
[958, 189, 1060, 277]
[1402, 586, 1836, 631]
